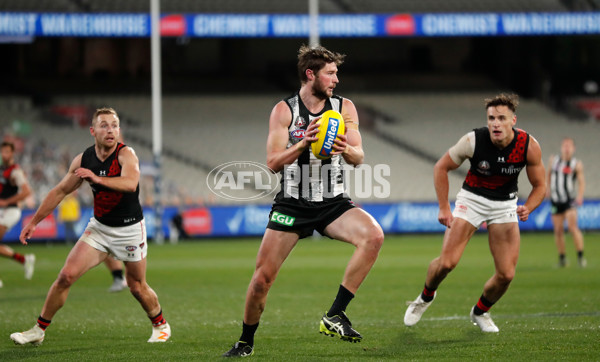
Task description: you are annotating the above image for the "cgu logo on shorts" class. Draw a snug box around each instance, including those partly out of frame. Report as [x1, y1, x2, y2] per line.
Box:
[207, 161, 280, 201]
[270, 211, 295, 226]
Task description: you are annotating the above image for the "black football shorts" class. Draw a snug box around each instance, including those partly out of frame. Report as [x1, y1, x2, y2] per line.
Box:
[266, 193, 355, 239]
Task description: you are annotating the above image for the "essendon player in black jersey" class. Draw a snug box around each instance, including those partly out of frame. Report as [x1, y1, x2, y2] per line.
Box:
[405, 93, 545, 333]
[11, 108, 171, 346]
[0, 141, 34, 285]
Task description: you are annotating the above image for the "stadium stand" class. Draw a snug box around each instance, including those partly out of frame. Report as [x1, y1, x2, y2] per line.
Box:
[0, 0, 343, 14]
[5, 92, 595, 205]
[357, 92, 600, 200]
[0, 0, 577, 13]
[345, 0, 568, 13]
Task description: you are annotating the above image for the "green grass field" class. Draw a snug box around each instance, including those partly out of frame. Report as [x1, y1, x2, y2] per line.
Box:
[1, 232, 599, 361]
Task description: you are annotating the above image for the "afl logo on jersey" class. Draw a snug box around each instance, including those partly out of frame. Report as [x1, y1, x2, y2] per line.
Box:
[290, 129, 305, 139]
[294, 116, 307, 127]
[125, 245, 137, 252]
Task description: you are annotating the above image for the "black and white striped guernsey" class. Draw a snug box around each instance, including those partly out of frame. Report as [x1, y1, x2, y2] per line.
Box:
[549, 155, 578, 204]
[279, 92, 346, 202]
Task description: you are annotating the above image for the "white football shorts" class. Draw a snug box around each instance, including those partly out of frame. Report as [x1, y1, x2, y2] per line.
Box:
[80, 217, 147, 262]
[0, 207, 21, 229]
[453, 189, 518, 228]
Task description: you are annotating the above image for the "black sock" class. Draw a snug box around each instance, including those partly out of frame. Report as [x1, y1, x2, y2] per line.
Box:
[473, 294, 494, 316]
[239, 322, 259, 347]
[111, 269, 123, 280]
[577, 251, 584, 259]
[420, 284, 437, 303]
[327, 284, 355, 317]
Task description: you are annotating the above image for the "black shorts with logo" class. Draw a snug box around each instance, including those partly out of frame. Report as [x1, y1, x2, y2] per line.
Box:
[551, 200, 575, 215]
[266, 193, 355, 239]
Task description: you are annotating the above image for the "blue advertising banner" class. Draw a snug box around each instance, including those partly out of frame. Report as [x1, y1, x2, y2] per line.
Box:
[3, 200, 600, 242]
[2, 12, 600, 38]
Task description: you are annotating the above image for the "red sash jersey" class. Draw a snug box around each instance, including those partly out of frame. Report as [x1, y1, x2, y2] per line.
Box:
[0, 164, 20, 207]
[80, 143, 143, 227]
[462, 127, 529, 201]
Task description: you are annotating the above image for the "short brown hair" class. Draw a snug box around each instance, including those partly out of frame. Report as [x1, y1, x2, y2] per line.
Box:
[297, 44, 346, 83]
[485, 93, 519, 113]
[92, 107, 119, 126]
[1, 141, 15, 151]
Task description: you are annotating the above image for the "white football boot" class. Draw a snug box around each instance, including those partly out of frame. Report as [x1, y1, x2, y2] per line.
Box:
[10, 325, 45, 346]
[108, 277, 127, 293]
[148, 322, 171, 343]
[404, 293, 435, 326]
[24, 254, 35, 280]
[470, 307, 499, 333]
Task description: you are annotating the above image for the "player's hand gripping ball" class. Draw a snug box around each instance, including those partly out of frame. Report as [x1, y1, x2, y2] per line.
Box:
[311, 110, 345, 160]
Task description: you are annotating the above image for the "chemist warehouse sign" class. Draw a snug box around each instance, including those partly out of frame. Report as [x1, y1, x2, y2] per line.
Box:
[2, 12, 600, 38]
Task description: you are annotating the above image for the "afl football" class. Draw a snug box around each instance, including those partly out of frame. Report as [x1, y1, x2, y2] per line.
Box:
[311, 110, 345, 160]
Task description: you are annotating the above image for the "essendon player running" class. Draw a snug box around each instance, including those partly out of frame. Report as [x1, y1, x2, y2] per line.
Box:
[11, 108, 171, 346]
[0, 141, 35, 285]
[404, 93, 545, 332]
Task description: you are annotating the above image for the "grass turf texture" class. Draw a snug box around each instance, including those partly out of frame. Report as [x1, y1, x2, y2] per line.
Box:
[1, 232, 598, 361]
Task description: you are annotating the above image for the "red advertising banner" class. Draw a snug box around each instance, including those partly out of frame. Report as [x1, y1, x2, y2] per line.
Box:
[22, 213, 58, 239]
[182, 208, 212, 235]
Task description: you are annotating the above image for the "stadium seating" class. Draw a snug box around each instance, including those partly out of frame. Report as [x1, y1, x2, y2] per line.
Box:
[3, 92, 598, 205]
[346, 0, 567, 13]
[0, 0, 571, 13]
[355, 92, 600, 200]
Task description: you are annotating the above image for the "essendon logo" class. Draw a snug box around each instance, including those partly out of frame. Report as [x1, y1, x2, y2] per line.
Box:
[160, 15, 186, 36]
[385, 14, 416, 36]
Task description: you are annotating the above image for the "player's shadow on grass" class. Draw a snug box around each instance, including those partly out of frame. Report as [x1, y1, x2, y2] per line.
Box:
[0, 346, 94, 361]
[385, 325, 495, 357]
[1, 294, 49, 303]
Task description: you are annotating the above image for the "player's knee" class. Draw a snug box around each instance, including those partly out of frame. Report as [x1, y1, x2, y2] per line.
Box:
[356, 225, 384, 253]
[496, 271, 515, 285]
[369, 226, 384, 251]
[56, 270, 77, 288]
[438, 259, 458, 274]
[251, 270, 275, 296]
[128, 280, 145, 299]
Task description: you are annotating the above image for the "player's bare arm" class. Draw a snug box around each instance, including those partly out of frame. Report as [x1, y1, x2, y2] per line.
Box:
[545, 155, 555, 199]
[434, 152, 461, 228]
[20, 154, 85, 244]
[575, 160, 585, 205]
[74, 147, 140, 193]
[266, 101, 319, 172]
[517, 137, 546, 221]
[332, 98, 364, 166]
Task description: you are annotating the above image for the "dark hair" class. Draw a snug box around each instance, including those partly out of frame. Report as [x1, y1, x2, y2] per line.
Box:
[484, 93, 519, 113]
[1, 141, 15, 151]
[297, 44, 345, 83]
[92, 107, 119, 126]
